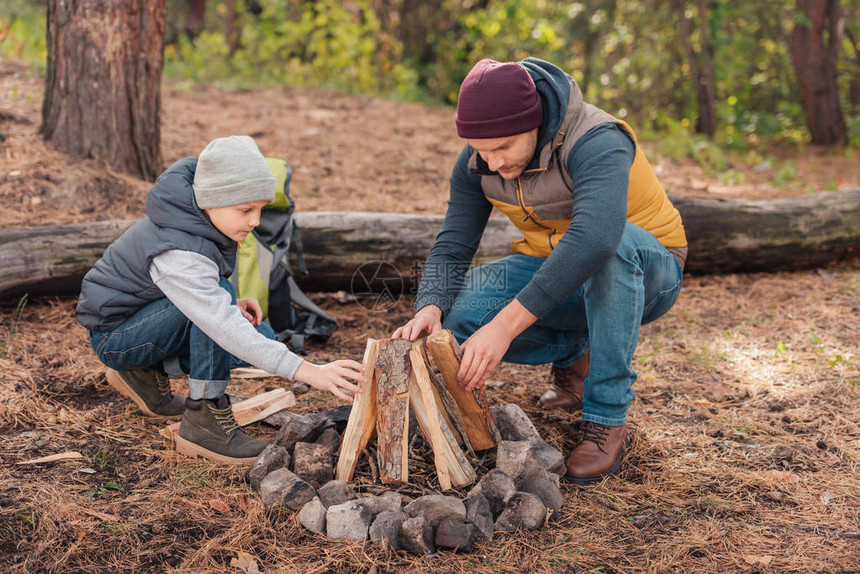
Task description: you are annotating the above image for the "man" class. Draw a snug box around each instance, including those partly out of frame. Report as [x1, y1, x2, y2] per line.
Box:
[393, 57, 687, 484]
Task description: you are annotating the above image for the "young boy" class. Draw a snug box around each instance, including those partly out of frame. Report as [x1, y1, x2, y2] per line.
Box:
[76, 136, 365, 465]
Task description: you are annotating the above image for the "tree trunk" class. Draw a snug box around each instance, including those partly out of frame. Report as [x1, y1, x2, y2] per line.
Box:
[680, 0, 717, 138]
[186, 0, 207, 38]
[1, 191, 858, 301]
[788, 0, 848, 146]
[224, 0, 240, 55]
[40, 0, 166, 181]
[845, 27, 860, 114]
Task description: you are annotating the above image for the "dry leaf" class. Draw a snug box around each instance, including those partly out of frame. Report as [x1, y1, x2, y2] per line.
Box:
[237, 494, 250, 513]
[743, 555, 773, 566]
[208, 499, 231, 514]
[17, 451, 84, 465]
[82, 509, 121, 522]
[230, 551, 260, 574]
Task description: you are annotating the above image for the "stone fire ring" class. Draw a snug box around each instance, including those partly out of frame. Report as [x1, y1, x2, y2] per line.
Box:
[248, 403, 566, 555]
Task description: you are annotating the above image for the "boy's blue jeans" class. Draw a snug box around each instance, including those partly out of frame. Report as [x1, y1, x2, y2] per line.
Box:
[88, 277, 274, 400]
[442, 223, 683, 426]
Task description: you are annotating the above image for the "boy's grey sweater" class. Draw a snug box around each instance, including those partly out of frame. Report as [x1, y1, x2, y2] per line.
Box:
[150, 250, 302, 380]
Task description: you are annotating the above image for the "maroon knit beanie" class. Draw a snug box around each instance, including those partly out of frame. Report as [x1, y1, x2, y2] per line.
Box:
[455, 58, 543, 139]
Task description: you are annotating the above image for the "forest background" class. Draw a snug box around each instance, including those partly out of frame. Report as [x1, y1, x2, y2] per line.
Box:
[3, 0, 860, 158]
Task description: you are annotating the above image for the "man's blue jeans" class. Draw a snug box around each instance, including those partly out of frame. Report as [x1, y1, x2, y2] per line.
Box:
[443, 223, 683, 426]
[88, 277, 274, 400]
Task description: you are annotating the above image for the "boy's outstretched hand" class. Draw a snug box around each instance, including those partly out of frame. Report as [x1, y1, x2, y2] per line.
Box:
[294, 360, 366, 403]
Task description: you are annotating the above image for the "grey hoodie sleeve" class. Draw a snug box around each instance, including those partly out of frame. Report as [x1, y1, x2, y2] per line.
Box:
[150, 250, 304, 380]
[514, 124, 634, 318]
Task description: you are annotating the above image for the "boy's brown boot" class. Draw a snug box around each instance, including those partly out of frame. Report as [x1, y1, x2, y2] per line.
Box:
[537, 351, 589, 411]
[175, 396, 268, 465]
[562, 422, 630, 485]
[106, 368, 186, 420]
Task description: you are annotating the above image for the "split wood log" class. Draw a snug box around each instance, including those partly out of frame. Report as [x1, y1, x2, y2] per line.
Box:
[374, 339, 412, 485]
[409, 346, 476, 489]
[3, 190, 858, 301]
[414, 343, 468, 450]
[334, 339, 380, 482]
[425, 330, 498, 451]
[159, 388, 296, 439]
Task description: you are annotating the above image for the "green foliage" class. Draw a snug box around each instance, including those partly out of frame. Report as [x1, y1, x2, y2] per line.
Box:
[166, 0, 419, 97]
[0, 0, 45, 69]
[82, 482, 123, 499]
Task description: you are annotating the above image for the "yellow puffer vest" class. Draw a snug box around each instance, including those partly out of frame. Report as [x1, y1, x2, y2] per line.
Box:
[468, 77, 686, 258]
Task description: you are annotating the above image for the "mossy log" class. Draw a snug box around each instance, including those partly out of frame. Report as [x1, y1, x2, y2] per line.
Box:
[1, 190, 858, 301]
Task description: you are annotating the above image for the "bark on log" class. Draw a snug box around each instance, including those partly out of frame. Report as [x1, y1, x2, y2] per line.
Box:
[375, 339, 412, 485]
[1, 190, 858, 301]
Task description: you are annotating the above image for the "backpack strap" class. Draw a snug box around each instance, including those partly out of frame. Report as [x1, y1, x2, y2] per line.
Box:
[291, 223, 309, 278]
[287, 276, 337, 323]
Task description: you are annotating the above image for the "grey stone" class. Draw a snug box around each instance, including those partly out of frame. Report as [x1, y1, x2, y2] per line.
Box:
[275, 414, 333, 451]
[246, 444, 290, 491]
[259, 468, 316, 510]
[491, 403, 565, 474]
[491, 403, 541, 442]
[292, 442, 334, 488]
[297, 496, 327, 534]
[316, 480, 356, 508]
[369, 510, 405, 549]
[399, 516, 434, 556]
[263, 409, 299, 429]
[477, 469, 516, 518]
[435, 517, 474, 553]
[530, 438, 566, 475]
[355, 491, 402, 518]
[325, 500, 373, 541]
[314, 427, 341, 452]
[494, 492, 547, 532]
[465, 493, 493, 544]
[495, 440, 541, 486]
[403, 494, 467, 531]
[521, 465, 563, 518]
[311, 405, 352, 431]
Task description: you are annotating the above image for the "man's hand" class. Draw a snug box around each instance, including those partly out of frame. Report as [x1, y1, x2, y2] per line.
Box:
[237, 298, 263, 326]
[294, 360, 367, 403]
[458, 298, 538, 391]
[392, 305, 443, 341]
[459, 323, 514, 391]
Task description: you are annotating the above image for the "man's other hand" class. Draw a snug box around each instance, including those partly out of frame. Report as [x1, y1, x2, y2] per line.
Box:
[392, 305, 443, 341]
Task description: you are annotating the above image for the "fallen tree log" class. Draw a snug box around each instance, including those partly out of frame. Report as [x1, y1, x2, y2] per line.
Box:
[1, 190, 858, 301]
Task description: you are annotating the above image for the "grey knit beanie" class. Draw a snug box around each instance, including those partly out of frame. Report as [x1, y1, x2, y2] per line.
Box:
[192, 136, 276, 209]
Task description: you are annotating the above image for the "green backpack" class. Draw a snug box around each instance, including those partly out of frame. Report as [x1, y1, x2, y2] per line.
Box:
[231, 157, 337, 354]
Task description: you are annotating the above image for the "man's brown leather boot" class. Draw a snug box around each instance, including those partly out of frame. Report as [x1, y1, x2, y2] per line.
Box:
[537, 351, 589, 411]
[563, 421, 629, 485]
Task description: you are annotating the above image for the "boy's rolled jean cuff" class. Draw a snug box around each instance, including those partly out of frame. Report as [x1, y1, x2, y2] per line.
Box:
[581, 412, 628, 427]
[188, 378, 229, 401]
